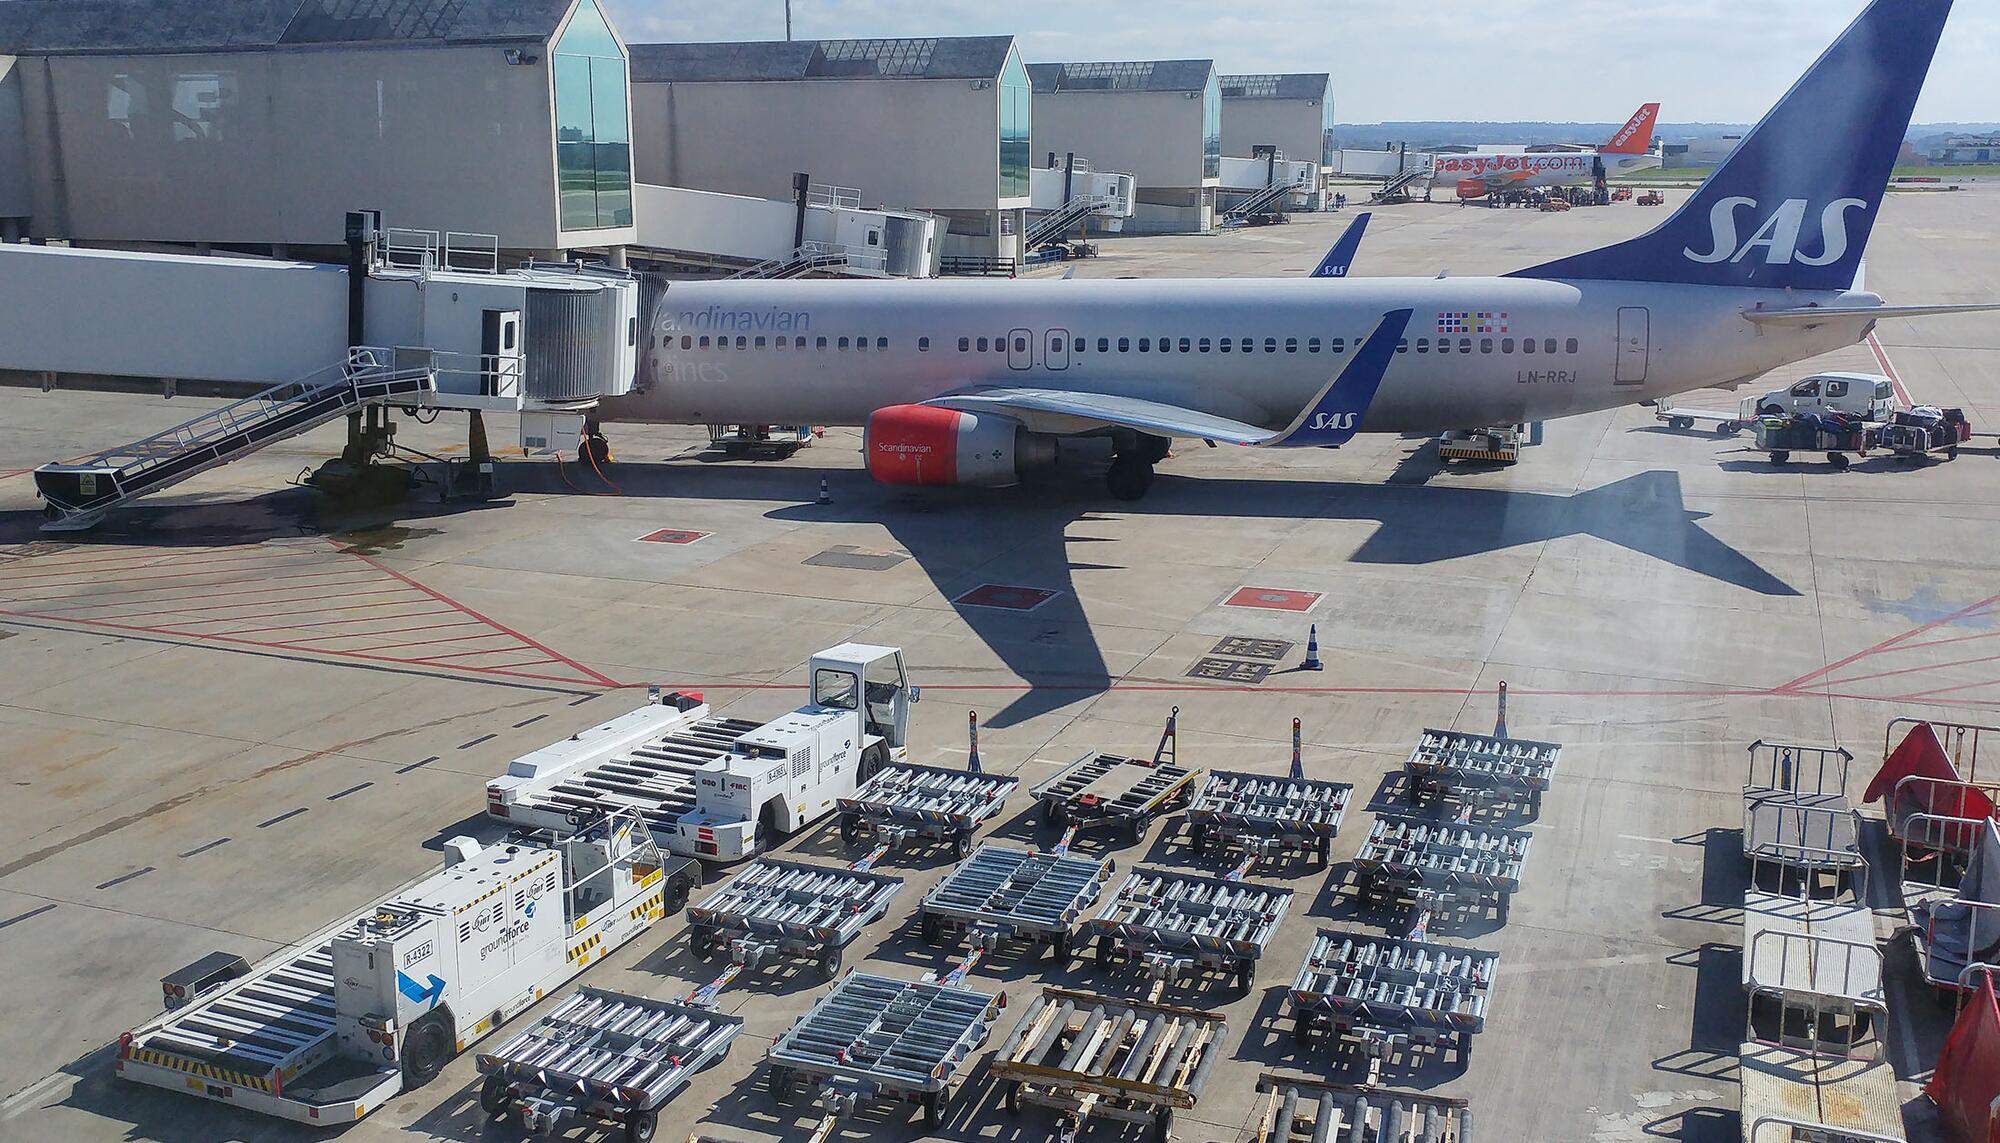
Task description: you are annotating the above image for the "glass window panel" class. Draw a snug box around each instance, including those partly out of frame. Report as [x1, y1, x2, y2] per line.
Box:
[555, 0, 622, 58]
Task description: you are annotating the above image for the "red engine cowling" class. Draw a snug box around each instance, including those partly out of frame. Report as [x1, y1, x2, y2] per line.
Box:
[1456, 179, 1489, 200]
[864, 405, 1055, 487]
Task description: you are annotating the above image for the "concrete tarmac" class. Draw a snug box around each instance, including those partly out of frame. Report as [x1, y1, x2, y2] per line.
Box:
[1, 184, 1996, 1142]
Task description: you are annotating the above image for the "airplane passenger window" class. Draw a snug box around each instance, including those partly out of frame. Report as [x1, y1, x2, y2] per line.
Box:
[735, 336, 747, 349]
[1416, 338, 1430, 354]
[1461, 338, 1473, 353]
[977, 337, 989, 352]
[1331, 338, 1345, 353]
[856, 338, 867, 352]
[1219, 339, 1232, 353]
[1199, 338, 1212, 352]
[796, 336, 807, 349]
[1098, 338, 1110, 352]
[1119, 338, 1130, 352]
[1543, 338, 1557, 354]
[1073, 337, 1085, 353]
[1564, 338, 1578, 354]
[680, 335, 692, 350]
[1308, 338, 1321, 353]
[1012, 336, 1026, 352]
[1264, 338, 1277, 353]
[838, 337, 850, 350]
[1481, 338, 1493, 353]
[1285, 338, 1298, 353]
[1179, 338, 1191, 353]
[699, 335, 711, 348]
[776, 338, 787, 351]
[1437, 340, 1451, 354]
[995, 335, 1006, 352]
[1523, 338, 1537, 355]
[1138, 338, 1151, 352]
[959, 337, 970, 351]
[1502, 338, 1515, 353]
[1241, 338, 1253, 353]
[1396, 340, 1408, 354]
[919, 337, 930, 351]
[817, 337, 828, 349]
[754, 336, 766, 348]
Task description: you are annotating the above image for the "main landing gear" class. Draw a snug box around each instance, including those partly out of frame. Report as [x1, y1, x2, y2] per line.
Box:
[1105, 433, 1171, 501]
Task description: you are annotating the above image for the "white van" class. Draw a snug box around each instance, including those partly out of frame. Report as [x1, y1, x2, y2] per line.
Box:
[1752, 372, 1897, 420]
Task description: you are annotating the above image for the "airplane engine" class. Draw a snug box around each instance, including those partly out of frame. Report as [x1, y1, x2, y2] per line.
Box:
[863, 405, 1057, 487]
[1456, 180, 1489, 200]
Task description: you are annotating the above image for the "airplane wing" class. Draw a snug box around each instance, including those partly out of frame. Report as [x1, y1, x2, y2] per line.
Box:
[928, 310, 1414, 449]
[1742, 303, 2000, 325]
[1310, 212, 1370, 278]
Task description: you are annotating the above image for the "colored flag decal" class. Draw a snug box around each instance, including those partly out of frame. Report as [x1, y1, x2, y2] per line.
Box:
[1436, 311, 1509, 335]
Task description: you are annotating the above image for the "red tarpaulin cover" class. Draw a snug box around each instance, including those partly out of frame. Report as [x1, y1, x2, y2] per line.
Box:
[1928, 969, 2000, 1142]
[1866, 723, 1995, 821]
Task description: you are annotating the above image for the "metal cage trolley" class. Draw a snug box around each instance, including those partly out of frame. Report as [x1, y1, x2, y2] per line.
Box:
[1032, 751, 1203, 844]
[474, 987, 742, 1140]
[989, 986, 1227, 1143]
[1186, 770, 1353, 868]
[1404, 728, 1561, 818]
[1088, 867, 1294, 993]
[1742, 740, 1864, 895]
[1354, 815, 1532, 925]
[763, 972, 1003, 1128]
[837, 761, 1018, 861]
[1289, 928, 1499, 1071]
[684, 857, 903, 980]
[1255, 1072, 1474, 1143]
[918, 843, 1113, 962]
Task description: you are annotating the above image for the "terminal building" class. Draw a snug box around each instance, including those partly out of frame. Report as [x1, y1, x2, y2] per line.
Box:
[1027, 59, 1221, 234]
[626, 36, 1031, 268]
[0, 0, 638, 260]
[1218, 73, 1335, 167]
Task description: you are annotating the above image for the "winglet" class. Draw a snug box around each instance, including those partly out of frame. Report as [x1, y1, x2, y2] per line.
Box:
[1311, 212, 1371, 278]
[1262, 309, 1412, 448]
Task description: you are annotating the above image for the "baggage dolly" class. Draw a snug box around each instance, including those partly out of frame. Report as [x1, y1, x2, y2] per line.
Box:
[1655, 396, 1754, 436]
[989, 985, 1227, 1143]
[837, 760, 1017, 863]
[1187, 720, 1352, 870]
[1404, 728, 1561, 819]
[1255, 1071, 1473, 1143]
[763, 972, 1003, 1129]
[918, 843, 1113, 963]
[475, 987, 742, 1140]
[1289, 928, 1498, 1080]
[1354, 815, 1532, 929]
[1088, 867, 1294, 993]
[1742, 741, 1863, 896]
[1033, 751, 1201, 845]
[683, 857, 903, 983]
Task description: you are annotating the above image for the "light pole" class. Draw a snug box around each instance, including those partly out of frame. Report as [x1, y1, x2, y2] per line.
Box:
[785, 0, 792, 41]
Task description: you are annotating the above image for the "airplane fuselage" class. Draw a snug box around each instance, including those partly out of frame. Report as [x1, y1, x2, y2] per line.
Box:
[605, 276, 1869, 435]
[1430, 150, 1664, 190]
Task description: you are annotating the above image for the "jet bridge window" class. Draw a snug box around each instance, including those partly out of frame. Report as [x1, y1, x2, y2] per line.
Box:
[813, 669, 858, 711]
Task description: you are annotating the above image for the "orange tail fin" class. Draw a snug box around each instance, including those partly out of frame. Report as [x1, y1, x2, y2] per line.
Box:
[1603, 102, 1660, 154]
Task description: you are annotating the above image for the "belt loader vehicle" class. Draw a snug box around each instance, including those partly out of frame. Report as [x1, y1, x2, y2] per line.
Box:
[487, 644, 916, 863]
[115, 810, 688, 1127]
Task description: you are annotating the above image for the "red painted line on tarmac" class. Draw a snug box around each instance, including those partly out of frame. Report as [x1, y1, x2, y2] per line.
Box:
[406, 645, 561, 665]
[323, 628, 502, 654]
[0, 560, 362, 603]
[339, 546, 620, 689]
[208, 607, 458, 639]
[1867, 332, 1914, 407]
[0, 546, 327, 584]
[91, 586, 414, 625]
[1775, 593, 2000, 693]
[454, 657, 561, 671]
[16, 569, 378, 614]
[126, 595, 430, 630]
[0, 469, 31, 480]
[1884, 628, 2000, 655]
[1815, 650, 2000, 690]
[1881, 677, 2000, 702]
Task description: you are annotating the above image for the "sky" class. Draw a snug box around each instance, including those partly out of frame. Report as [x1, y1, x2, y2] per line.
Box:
[604, 0, 1997, 125]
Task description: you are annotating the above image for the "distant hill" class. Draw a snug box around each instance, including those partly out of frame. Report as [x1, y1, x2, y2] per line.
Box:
[1333, 122, 2000, 150]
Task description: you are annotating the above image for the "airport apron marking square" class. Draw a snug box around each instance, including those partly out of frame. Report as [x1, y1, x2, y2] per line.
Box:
[636, 529, 710, 545]
[953, 584, 1060, 611]
[1223, 587, 1322, 612]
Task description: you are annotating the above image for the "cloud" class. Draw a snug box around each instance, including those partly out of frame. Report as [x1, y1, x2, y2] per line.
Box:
[604, 0, 1996, 123]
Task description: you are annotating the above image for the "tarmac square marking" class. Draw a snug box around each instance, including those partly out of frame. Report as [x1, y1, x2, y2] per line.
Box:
[1187, 657, 1274, 684]
[635, 529, 711, 545]
[1224, 586, 1323, 612]
[1212, 635, 1294, 661]
[953, 584, 1060, 611]
[803, 545, 909, 572]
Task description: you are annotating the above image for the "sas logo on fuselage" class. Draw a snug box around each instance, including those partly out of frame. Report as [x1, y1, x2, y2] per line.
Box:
[1682, 196, 1868, 267]
[1307, 412, 1360, 432]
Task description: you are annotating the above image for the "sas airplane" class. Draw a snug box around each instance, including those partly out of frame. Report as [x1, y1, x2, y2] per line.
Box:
[1431, 102, 1663, 199]
[601, 0, 1992, 503]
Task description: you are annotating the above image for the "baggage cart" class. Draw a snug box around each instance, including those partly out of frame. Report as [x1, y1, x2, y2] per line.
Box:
[919, 843, 1113, 961]
[1742, 929, 1885, 1062]
[989, 986, 1227, 1143]
[1186, 770, 1352, 868]
[474, 988, 741, 1140]
[1903, 816, 2000, 999]
[1033, 750, 1202, 845]
[1289, 928, 1498, 1073]
[683, 857, 902, 981]
[837, 760, 1017, 862]
[1655, 394, 1756, 436]
[1403, 728, 1561, 818]
[1255, 1072, 1472, 1143]
[763, 972, 1002, 1128]
[1742, 741, 1863, 893]
[1354, 815, 1532, 925]
[1087, 867, 1294, 992]
[1752, 418, 1869, 469]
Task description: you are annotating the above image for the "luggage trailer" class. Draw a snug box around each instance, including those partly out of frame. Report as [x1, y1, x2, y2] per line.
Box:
[474, 987, 742, 1141]
[1742, 741, 1864, 897]
[1187, 770, 1353, 870]
[918, 843, 1114, 966]
[1032, 750, 1203, 845]
[1254, 1072, 1473, 1143]
[683, 857, 904, 985]
[1403, 729, 1560, 820]
[1088, 867, 1294, 993]
[1289, 928, 1498, 1078]
[1354, 815, 1532, 930]
[764, 971, 1004, 1129]
[988, 986, 1227, 1143]
[836, 760, 1018, 863]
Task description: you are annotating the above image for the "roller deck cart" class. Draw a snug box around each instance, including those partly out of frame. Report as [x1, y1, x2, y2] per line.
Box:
[1354, 815, 1532, 924]
[919, 843, 1112, 961]
[1255, 1072, 1473, 1143]
[989, 985, 1227, 1143]
[1289, 928, 1498, 1068]
[1743, 741, 1863, 888]
[1187, 770, 1352, 867]
[684, 857, 902, 980]
[837, 761, 1018, 861]
[474, 987, 742, 1140]
[1033, 750, 1202, 844]
[1752, 418, 1871, 469]
[763, 972, 1003, 1128]
[1404, 728, 1561, 818]
[1088, 867, 1294, 992]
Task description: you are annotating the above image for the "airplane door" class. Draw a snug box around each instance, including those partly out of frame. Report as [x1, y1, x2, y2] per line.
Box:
[1616, 307, 1649, 385]
[1008, 328, 1033, 371]
[1045, 328, 1070, 371]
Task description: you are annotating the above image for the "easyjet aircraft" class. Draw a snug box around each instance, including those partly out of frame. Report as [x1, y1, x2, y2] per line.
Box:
[1431, 103, 1663, 198]
[602, 0, 1991, 502]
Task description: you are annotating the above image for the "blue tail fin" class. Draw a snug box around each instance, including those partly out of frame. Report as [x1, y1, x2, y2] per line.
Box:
[1266, 309, 1412, 449]
[1311, 212, 1370, 278]
[1511, 0, 1951, 290]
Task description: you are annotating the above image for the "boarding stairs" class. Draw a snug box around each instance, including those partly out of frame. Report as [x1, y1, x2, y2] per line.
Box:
[1223, 180, 1300, 224]
[726, 241, 883, 280]
[1371, 164, 1431, 204]
[1026, 193, 1112, 249]
[34, 347, 437, 531]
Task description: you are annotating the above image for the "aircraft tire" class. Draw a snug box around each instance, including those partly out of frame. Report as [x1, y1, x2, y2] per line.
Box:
[1106, 456, 1154, 501]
